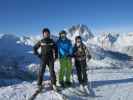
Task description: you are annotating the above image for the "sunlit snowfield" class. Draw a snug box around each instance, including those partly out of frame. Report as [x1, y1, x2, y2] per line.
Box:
[0, 59, 133, 100]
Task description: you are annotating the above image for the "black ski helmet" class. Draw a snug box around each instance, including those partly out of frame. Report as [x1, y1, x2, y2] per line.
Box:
[75, 36, 82, 41]
[42, 28, 50, 36]
[59, 30, 67, 36]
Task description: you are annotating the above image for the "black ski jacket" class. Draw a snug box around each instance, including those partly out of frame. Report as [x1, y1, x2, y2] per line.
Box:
[33, 37, 58, 60]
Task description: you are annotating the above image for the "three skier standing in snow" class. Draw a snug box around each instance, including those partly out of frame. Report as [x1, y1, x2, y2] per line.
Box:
[33, 28, 91, 92]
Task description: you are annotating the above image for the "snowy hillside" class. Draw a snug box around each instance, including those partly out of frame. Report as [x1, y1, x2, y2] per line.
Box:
[0, 34, 39, 86]
[0, 33, 60, 86]
[0, 60, 133, 100]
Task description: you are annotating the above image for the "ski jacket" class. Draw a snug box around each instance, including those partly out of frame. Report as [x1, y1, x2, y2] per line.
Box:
[57, 38, 73, 58]
[73, 43, 91, 61]
[33, 38, 58, 60]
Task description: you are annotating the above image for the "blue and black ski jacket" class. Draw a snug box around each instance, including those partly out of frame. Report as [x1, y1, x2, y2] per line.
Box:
[57, 38, 73, 58]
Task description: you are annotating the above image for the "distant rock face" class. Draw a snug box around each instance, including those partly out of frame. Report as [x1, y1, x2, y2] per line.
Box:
[97, 32, 120, 50]
[66, 24, 94, 43]
[87, 32, 120, 51]
[90, 32, 133, 56]
[114, 32, 133, 56]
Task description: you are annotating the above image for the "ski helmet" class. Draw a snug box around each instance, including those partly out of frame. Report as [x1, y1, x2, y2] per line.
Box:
[75, 36, 82, 41]
[59, 30, 67, 36]
[42, 28, 50, 36]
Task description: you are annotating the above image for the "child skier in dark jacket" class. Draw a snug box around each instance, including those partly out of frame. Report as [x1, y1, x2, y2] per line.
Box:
[73, 36, 91, 92]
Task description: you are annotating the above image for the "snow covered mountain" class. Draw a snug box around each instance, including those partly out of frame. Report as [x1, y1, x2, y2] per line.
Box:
[66, 24, 94, 43]
[87, 32, 133, 56]
[95, 32, 119, 50]
[114, 32, 133, 56]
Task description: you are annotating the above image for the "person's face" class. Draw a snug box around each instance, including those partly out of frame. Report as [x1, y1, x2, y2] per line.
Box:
[76, 38, 81, 46]
[60, 33, 66, 40]
[43, 32, 49, 38]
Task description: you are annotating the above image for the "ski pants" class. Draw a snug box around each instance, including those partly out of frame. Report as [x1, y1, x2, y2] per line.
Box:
[37, 57, 56, 86]
[75, 60, 88, 85]
[59, 57, 72, 83]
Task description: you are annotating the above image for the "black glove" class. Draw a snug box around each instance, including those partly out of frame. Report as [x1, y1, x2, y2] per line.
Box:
[38, 54, 42, 58]
[87, 54, 91, 60]
[67, 55, 73, 58]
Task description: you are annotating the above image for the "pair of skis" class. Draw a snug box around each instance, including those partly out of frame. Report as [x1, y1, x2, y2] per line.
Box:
[29, 84, 95, 100]
[29, 86, 44, 100]
[71, 64, 96, 97]
[29, 64, 94, 100]
[29, 85, 69, 100]
[54, 87, 69, 100]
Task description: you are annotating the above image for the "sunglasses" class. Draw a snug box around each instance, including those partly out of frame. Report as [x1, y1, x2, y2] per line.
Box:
[76, 40, 81, 43]
[61, 33, 66, 36]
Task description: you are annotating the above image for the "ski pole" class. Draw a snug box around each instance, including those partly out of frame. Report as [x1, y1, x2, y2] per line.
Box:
[90, 66, 92, 90]
[88, 61, 96, 97]
[71, 65, 76, 87]
[87, 59, 92, 89]
[71, 58, 76, 87]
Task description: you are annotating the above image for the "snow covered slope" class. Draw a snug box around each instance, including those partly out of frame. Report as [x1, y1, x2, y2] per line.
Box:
[1, 61, 133, 100]
[0, 34, 39, 86]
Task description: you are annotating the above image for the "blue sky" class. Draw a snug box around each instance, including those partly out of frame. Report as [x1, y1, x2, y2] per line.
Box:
[0, 0, 133, 35]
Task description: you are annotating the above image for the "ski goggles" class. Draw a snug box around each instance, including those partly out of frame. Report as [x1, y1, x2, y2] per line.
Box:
[76, 39, 81, 43]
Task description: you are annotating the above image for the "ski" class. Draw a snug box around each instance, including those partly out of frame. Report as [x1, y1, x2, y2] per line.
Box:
[28, 88, 43, 100]
[29, 82, 51, 100]
[78, 89, 89, 96]
[53, 90, 69, 100]
[71, 89, 88, 97]
[54, 87, 69, 100]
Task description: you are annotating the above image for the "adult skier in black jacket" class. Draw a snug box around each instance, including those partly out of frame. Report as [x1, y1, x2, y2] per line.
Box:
[33, 28, 58, 90]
